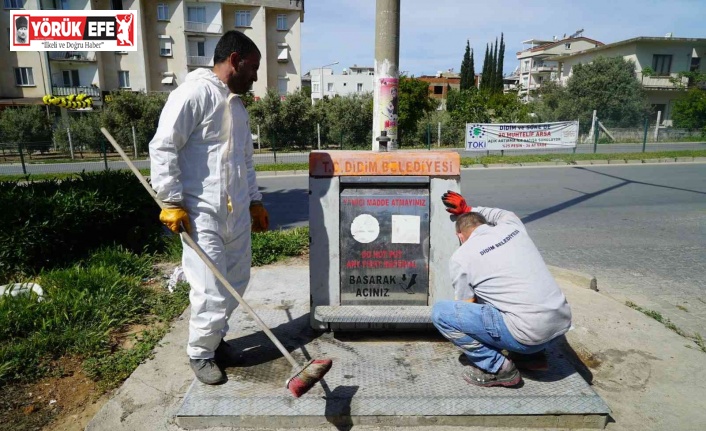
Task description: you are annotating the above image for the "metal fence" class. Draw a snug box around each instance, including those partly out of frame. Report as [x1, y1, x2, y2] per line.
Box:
[1, 117, 704, 176]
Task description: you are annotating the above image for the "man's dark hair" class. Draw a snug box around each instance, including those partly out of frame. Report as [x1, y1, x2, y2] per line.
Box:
[455, 212, 487, 233]
[214, 30, 260, 64]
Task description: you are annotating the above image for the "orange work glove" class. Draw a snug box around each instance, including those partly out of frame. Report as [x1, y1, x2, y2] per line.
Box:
[250, 201, 269, 233]
[159, 204, 191, 234]
[441, 190, 472, 215]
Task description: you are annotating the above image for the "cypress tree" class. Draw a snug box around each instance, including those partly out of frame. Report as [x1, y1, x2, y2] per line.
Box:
[496, 33, 505, 93]
[469, 48, 475, 89]
[491, 38, 499, 93]
[460, 40, 472, 90]
[481, 44, 490, 92]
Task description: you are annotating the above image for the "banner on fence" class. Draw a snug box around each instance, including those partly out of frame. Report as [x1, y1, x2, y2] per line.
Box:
[465, 121, 579, 151]
[10, 10, 137, 52]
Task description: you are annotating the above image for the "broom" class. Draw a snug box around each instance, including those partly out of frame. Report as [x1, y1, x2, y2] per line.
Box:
[100, 128, 332, 398]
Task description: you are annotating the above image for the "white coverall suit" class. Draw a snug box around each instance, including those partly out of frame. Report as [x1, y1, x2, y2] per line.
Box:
[149, 68, 261, 359]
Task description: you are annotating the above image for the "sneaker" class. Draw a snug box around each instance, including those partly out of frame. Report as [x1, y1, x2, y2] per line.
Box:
[508, 351, 549, 371]
[189, 358, 226, 385]
[214, 339, 241, 367]
[462, 360, 522, 387]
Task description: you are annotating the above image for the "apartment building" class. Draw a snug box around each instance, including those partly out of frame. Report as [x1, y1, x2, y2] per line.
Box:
[555, 36, 706, 125]
[310, 65, 374, 102]
[516, 31, 603, 100]
[0, 0, 304, 107]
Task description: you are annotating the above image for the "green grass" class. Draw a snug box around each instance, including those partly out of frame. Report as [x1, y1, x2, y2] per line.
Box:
[460, 149, 706, 166]
[2, 150, 705, 183]
[625, 301, 705, 353]
[251, 227, 309, 266]
[254, 162, 309, 172]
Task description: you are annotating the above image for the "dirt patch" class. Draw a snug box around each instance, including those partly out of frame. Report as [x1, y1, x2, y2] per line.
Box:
[0, 356, 109, 431]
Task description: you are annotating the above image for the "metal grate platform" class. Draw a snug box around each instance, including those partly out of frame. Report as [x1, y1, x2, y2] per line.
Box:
[176, 305, 609, 428]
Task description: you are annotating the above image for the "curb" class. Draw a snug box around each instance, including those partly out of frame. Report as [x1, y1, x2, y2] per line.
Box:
[252, 158, 706, 178]
[547, 265, 598, 291]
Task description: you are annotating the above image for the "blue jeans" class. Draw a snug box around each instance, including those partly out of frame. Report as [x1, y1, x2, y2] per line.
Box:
[432, 301, 549, 373]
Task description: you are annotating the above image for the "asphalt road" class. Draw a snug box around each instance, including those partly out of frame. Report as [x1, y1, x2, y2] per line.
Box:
[1, 141, 705, 175]
[258, 163, 706, 340]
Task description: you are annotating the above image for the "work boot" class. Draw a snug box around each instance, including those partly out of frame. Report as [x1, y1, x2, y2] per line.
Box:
[189, 358, 226, 385]
[214, 339, 242, 367]
[508, 350, 549, 371]
[462, 360, 522, 387]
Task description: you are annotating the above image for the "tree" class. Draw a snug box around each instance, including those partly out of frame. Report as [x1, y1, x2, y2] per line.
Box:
[469, 48, 475, 89]
[480, 44, 490, 92]
[536, 56, 650, 131]
[53, 112, 104, 153]
[460, 40, 473, 90]
[398, 76, 436, 146]
[672, 88, 706, 130]
[490, 37, 498, 92]
[324, 93, 374, 149]
[101, 91, 168, 153]
[496, 33, 505, 93]
[0, 105, 52, 152]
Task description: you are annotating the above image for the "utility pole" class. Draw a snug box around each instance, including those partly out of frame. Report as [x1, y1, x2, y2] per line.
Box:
[372, 0, 400, 151]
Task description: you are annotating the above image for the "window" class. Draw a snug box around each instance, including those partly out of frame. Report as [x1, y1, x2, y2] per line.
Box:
[111, 0, 123, 10]
[235, 10, 251, 27]
[652, 54, 672, 76]
[276, 14, 287, 30]
[187, 6, 206, 23]
[196, 41, 205, 57]
[157, 3, 169, 21]
[14, 67, 34, 86]
[159, 36, 172, 56]
[312, 82, 320, 94]
[62, 70, 80, 86]
[327, 82, 333, 92]
[564, 43, 571, 50]
[4, 0, 23, 9]
[118, 71, 130, 88]
[433, 85, 443, 95]
[278, 78, 288, 95]
[277, 44, 288, 62]
[357, 83, 363, 92]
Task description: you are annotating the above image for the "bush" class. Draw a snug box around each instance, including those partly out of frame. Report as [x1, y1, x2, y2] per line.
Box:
[0, 170, 163, 280]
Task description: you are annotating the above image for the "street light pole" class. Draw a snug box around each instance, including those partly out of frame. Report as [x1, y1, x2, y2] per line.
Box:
[372, 0, 400, 151]
[318, 61, 339, 103]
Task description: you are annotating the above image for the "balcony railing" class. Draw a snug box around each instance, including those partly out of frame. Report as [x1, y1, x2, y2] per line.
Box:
[637, 73, 689, 89]
[48, 51, 97, 62]
[52, 86, 101, 98]
[185, 21, 223, 34]
[187, 56, 214, 67]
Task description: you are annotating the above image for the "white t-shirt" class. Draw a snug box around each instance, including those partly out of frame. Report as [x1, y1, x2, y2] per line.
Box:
[449, 206, 572, 345]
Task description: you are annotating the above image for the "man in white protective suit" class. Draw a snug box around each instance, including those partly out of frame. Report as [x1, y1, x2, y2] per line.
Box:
[149, 30, 270, 385]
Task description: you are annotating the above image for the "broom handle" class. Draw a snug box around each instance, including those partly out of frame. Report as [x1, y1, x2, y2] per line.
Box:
[100, 128, 300, 369]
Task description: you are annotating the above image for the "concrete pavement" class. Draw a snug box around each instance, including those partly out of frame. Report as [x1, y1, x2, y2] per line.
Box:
[86, 261, 706, 431]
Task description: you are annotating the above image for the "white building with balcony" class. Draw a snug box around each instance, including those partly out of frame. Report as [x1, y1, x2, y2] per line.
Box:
[310, 65, 374, 103]
[0, 0, 304, 108]
[516, 31, 603, 100]
[554, 36, 706, 125]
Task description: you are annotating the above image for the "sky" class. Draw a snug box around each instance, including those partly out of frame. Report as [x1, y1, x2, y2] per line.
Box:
[301, 0, 705, 77]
